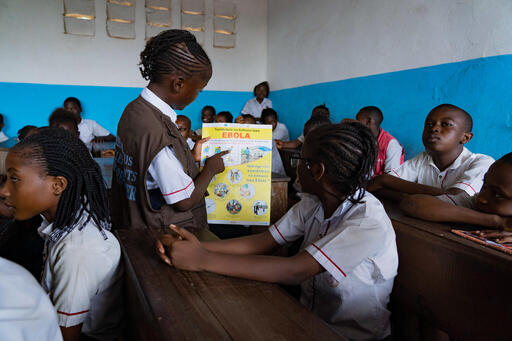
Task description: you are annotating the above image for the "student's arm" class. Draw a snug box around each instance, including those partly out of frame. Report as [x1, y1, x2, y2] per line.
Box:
[368, 174, 464, 200]
[276, 139, 302, 149]
[173, 151, 228, 211]
[157, 228, 280, 265]
[60, 325, 82, 341]
[91, 134, 115, 143]
[90, 120, 115, 143]
[476, 230, 512, 243]
[162, 225, 323, 285]
[399, 194, 504, 227]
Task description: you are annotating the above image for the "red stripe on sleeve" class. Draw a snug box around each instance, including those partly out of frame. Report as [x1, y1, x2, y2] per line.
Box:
[391, 169, 400, 178]
[456, 182, 477, 194]
[273, 224, 289, 243]
[444, 194, 457, 205]
[57, 310, 89, 316]
[162, 180, 194, 196]
[311, 243, 346, 277]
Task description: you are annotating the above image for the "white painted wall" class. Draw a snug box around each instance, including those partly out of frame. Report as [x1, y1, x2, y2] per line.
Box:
[267, 0, 512, 90]
[0, 0, 267, 92]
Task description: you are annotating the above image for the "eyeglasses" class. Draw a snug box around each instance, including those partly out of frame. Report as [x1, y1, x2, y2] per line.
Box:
[289, 155, 311, 170]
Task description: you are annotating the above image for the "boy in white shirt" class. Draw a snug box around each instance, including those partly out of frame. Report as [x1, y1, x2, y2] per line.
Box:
[369, 104, 494, 204]
[0, 114, 9, 143]
[261, 108, 290, 142]
[157, 122, 398, 340]
[63, 97, 115, 150]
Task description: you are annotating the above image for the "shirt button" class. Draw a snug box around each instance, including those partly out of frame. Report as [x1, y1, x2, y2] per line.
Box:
[439, 175, 442, 178]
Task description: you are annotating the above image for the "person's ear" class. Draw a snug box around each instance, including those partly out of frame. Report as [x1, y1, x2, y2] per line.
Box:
[460, 131, 473, 144]
[311, 161, 326, 182]
[170, 75, 185, 94]
[51, 176, 68, 196]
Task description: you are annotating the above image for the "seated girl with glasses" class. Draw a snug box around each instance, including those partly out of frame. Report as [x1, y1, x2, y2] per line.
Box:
[156, 122, 398, 341]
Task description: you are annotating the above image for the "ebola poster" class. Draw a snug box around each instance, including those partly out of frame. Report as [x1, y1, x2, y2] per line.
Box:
[201, 123, 272, 225]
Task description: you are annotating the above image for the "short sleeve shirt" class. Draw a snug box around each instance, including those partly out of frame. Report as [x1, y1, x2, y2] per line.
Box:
[241, 97, 272, 118]
[78, 119, 111, 150]
[141, 88, 195, 204]
[390, 147, 494, 196]
[273, 122, 290, 141]
[0, 257, 62, 341]
[384, 139, 403, 172]
[38, 215, 123, 340]
[268, 192, 398, 340]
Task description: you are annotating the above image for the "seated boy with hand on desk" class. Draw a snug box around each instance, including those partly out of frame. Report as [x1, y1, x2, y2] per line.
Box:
[369, 104, 494, 204]
[400, 152, 512, 241]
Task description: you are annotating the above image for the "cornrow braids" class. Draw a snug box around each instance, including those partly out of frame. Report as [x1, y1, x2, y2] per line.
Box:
[11, 128, 110, 242]
[305, 122, 377, 204]
[139, 29, 211, 82]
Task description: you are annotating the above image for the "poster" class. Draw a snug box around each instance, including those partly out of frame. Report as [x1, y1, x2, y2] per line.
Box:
[201, 123, 272, 225]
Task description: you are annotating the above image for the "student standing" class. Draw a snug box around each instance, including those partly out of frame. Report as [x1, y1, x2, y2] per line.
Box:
[111, 29, 226, 231]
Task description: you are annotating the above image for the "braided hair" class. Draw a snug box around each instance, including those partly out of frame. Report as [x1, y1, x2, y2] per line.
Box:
[11, 128, 110, 242]
[139, 29, 211, 82]
[305, 122, 377, 204]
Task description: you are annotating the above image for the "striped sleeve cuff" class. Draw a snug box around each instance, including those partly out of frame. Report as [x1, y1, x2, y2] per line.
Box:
[305, 243, 347, 282]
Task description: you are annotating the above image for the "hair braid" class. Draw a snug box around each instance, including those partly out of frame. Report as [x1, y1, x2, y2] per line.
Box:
[139, 29, 211, 81]
[305, 122, 377, 204]
[11, 128, 110, 241]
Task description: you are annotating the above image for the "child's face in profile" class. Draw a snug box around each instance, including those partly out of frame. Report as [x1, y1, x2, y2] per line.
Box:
[422, 108, 470, 155]
[176, 118, 191, 139]
[0, 151, 62, 221]
[172, 70, 212, 111]
[475, 162, 512, 217]
[201, 109, 215, 123]
[262, 116, 277, 130]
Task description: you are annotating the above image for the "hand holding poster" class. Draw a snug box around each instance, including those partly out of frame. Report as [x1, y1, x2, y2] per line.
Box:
[201, 123, 272, 225]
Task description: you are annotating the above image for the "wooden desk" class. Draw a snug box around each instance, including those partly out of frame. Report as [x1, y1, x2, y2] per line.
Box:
[271, 172, 291, 224]
[386, 202, 512, 341]
[117, 229, 343, 341]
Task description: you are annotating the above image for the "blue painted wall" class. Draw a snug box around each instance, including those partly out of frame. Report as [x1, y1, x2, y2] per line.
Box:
[270, 55, 512, 160]
[2, 55, 511, 160]
[0, 82, 252, 136]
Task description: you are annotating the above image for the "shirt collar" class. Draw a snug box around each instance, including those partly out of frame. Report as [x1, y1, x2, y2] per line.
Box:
[426, 147, 470, 172]
[37, 215, 53, 240]
[141, 87, 177, 124]
[307, 190, 359, 223]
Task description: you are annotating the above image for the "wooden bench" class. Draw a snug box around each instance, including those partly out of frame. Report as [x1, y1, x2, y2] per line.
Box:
[116, 228, 344, 341]
[386, 202, 512, 341]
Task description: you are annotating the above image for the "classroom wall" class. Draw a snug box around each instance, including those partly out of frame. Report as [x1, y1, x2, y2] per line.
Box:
[0, 0, 267, 134]
[267, 0, 512, 159]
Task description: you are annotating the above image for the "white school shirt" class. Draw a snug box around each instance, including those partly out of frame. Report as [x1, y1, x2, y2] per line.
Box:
[141, 88, 195, 204]
[269, 192, 398, 340]
[78, 119, 111, 150]
[0, 257, 63, 341]
[38, 215, 123, 340]
[241, 97, 272, 119]
[0, 131, 8, 143]
[390, 147, 494, 196]
[186, 137, 195, 150]
[273, 122, 290, 141]
[384, 139, 403, 172]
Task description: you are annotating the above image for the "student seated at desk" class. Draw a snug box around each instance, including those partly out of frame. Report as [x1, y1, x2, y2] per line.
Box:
[261, 108, 289, 141]
[157, 122, 398, 341]
[49, 108, 79, 137]
[194, 105, 216, 138]
[400, 153, 512, 239]
[276, 104, 330, 150]
[176, 115, 195, 149]
[355, 106, 404, 175]
[215, 111, 233, 123]
[63, 97, 115, 150]
[0, 128, 123, 341]
[369, 104, 494, 202]
[0, 114, 9, 143]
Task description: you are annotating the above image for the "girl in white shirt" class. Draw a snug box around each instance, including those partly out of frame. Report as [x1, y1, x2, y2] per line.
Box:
[157, 122, 398, 340]
[0, 128, 122, 341]
[241, 81, 272, 119]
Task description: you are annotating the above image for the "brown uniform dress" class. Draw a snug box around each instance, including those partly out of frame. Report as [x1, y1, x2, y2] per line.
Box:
[111, 96, 208, 232]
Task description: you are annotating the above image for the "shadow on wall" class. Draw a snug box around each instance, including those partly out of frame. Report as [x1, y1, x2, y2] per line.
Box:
[270, 54, 512, 160]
